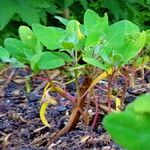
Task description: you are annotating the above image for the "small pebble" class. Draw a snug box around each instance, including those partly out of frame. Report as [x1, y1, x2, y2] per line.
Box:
[6, 99, 11, 103]
[66, 82, 76, 92]
[56, 106, 67, 112]
[102, 146, 111, 150]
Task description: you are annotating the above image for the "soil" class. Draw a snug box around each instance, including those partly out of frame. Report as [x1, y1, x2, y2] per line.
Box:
[0, 68, 150, 150]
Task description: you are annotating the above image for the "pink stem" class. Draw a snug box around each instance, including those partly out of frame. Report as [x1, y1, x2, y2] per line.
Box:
[34, 76, 49, 81]
[92, 97, 99, 129]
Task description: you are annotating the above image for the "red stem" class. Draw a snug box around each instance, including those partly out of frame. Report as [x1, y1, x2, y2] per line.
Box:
[107, 70, 115, 111]
[34, 77, 49, 81]
[92, 97, 99, 129]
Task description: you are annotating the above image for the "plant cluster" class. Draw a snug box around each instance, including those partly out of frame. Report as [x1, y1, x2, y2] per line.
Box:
[0, 8, 150, 149]
[0, 0, 150, 149]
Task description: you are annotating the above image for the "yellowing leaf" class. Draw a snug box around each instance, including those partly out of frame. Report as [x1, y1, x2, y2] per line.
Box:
[40, 100, 51, 127]
[115, 97, 121, 111]
[44, 82, 51, 93]
[81, 68, 113, 99]
[41, 88, 57, 105]
[40, 82, 57, 127]
[111, 95, 121, 111]
[90, 68, 113, 89]
[47, 94, 57, 105]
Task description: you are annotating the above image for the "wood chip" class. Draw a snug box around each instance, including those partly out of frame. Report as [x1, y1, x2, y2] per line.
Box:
[33, 126, 47, 133]
[30, 132, 50, 145]
[13, 78, 25, 84]
[80, 135, 90, 143]
[2, 133, 12, 150]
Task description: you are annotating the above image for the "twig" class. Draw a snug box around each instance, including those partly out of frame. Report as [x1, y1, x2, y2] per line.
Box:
[0, 66, 10, 75]
[2, 133, 12, 150]
[33, 126, 47, 133]
[92, 97, 99, 129]
[99, 103, 115, 113]
[47, 77, 92, 146]
[30, 132, 50, 145]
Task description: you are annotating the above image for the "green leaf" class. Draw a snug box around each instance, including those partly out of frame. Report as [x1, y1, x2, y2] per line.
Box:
[119, 31, 146, 65]
[135, 55, 150, 66]
[32, 24, 65, 50]
[103, 0, 124, 21]
[78, 0, 88, 9]
[104, 111, 150, 150]
[37, 52, 65, 70]
[83, 57, 107, 70]
[64, 0, 74, 8]
[131, 94, 150, 114]
[85, 14, 108, 49]
[61, 41, 74, 50]
[16, 1, 40, 25]
[103, 0, 150, 29]
[103, 94, 150, 150]
[110, 54, 123, 67]
[84, 9, 101, 35]
[62, 20, 85, 50]
[30, 52, 66, 72]
[106, 20, 139, 49]
[0, 46, 10, 59]
[19, 26, 37, 48]
[100, 20, 146, 67]
[30, 53, 41, 72]
[4, 38, 34, 63]
[55, 16, 69, 26]
[85, 32, 101, 48]
[84, 11, 145, 70]
[27, 0, 49, 8]
[0, 0, 16, 30]
[84, 9, 108, 35]
[99, 49, 111, 64]
[53, 52, 73, 62]
[146, 30, 150, 45]
[0, 0, 51, 30]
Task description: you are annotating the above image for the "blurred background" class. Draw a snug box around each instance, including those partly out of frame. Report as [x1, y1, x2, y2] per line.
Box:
[0, 0, 150, 45]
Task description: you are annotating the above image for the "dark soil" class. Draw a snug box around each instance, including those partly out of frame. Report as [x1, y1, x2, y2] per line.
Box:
[0, 68, 150, 150]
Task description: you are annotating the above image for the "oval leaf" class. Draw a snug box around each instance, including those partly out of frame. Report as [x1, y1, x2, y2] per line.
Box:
[37, 52, 65, 69]
[32, 24, 65, 50]
[19, 25, 37, 48]
[0, 46, 10, 59]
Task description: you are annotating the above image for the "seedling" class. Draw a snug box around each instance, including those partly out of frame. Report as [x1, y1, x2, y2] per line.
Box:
[1, 9, 146, 144]
[123, 30, 150, 88]
[34, 10, 146, 143]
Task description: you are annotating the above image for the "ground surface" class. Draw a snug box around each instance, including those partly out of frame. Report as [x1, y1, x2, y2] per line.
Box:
[0, 68, 150, 150]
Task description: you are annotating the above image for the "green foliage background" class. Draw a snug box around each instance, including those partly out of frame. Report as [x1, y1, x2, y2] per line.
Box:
[0, 0, 150, 45]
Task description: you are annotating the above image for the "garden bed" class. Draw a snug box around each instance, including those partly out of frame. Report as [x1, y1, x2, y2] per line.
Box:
[0, 68, 149, 150]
